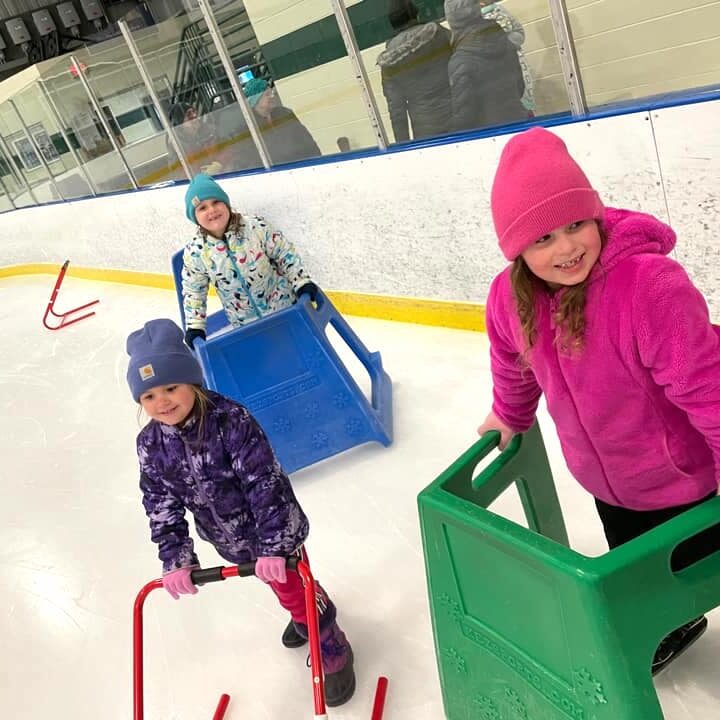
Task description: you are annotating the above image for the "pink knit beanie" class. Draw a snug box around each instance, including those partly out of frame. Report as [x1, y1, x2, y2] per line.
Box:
[491, 127, 604, 261]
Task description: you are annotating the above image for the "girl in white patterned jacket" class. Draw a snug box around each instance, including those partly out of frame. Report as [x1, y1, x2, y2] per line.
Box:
[181, 173, 318, 348]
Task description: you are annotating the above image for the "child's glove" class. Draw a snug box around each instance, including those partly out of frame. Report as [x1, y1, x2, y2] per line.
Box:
[296, 282, 319, 302]
[185, 328, 206, 349]
[476, 410, 515, 450]
[255, 556, 287, 584]
[162, 567, 198, 600]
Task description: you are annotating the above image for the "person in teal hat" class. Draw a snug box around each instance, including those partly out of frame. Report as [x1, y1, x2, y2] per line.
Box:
[181, 172, 319, 348]
[242, 77, 321, 165]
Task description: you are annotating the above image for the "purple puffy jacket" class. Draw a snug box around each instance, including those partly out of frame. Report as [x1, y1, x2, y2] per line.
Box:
[137, 391, 309, 572]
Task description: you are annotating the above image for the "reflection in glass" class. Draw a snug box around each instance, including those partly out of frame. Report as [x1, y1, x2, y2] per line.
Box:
[480, 1, 535, 116]
[365, 1, 570, 145]
[40, 56, 137, 194]
[445, 0, 527, 132]
[241, 77, 320, 166]
[0, 135, 34, 208]
[225, 1, 378, 160]
[8, 79, 99, 203]
[0, 101, 55, 206]
[377, 1, 453, 142]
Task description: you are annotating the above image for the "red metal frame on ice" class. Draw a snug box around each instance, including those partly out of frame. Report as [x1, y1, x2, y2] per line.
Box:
[42, 260, 99, 330]
[132, 561, 326, 720]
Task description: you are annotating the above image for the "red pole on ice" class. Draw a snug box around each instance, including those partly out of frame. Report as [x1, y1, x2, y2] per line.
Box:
[42, 259, 99, 330]
[371, 676, 389, 719]
[212, 694, 230, 720]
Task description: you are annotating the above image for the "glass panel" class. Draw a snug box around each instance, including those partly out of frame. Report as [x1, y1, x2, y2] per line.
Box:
[75, 39, 166, 190]
[133, 5, 230, 181]
[0, 137, 32, 209]
[39, 53, 136, 194]
[0, 99, 56, 205]
[219, 0, 378, 165]
[0, 180, 15, 213]
[352, 0, 571, 145]
[12, 81, 94, 200]
[567, 0, 720, 108]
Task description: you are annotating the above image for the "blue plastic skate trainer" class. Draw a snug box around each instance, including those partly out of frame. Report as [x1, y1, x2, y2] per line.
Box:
[171, 250, 393, 473]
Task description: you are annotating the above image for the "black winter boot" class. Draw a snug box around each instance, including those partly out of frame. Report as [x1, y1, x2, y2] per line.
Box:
[282, 619, 307, 649]
[320, 621, 355, 707]
[652, 616, 708, 675]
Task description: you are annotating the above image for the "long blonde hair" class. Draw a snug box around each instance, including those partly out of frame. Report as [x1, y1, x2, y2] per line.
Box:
[189, 386, 214, 441]
[510, 258, 589, 360]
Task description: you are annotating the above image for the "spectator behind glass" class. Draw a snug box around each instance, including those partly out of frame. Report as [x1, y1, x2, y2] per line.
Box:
[376, 0, 453, 143]
[479, 1, 535, 116]
[243, 78, 321, 166]
[166, 102, 224, 178]
[444, 0, 526, 132]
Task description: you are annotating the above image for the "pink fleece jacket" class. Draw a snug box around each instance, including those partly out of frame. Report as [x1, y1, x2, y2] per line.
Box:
[487, 208, 720, 510]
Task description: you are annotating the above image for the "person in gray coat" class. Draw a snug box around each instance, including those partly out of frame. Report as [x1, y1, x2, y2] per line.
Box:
[445, 0, 526, 132]
[377, 0, 453, 143]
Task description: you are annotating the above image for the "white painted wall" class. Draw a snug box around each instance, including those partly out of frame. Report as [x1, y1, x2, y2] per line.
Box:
[3, 100, 720, 319]
[567, 0, 720, 107]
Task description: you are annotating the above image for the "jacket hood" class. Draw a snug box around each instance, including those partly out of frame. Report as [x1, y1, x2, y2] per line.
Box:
[377, 22, 446, 68]
[444, 0, 486, 32]
[445, 0, 506, 51]
[592, 207, 676, 281]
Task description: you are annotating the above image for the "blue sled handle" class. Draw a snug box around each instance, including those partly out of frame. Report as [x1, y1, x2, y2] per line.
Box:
[303, 289, 379, 376]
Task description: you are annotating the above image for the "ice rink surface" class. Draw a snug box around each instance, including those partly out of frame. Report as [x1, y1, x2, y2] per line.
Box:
[1, 275, 718, 719]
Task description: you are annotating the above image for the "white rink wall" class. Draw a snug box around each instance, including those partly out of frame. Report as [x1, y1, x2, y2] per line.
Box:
[4, 98, 720, 317]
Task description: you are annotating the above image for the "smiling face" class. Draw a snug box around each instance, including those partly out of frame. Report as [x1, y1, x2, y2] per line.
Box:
[139, 383, 196, 426]
[520, 219, 602, 288]
[194, 198, 230, 238]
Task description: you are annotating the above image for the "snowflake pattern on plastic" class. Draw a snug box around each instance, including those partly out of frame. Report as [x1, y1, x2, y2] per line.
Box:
[272, 416, 292, 434]
[345, 417, 364, 437]
[443, 647, 467, 674]
[438, 592, 462, 623]
[332, 391, 351, 409]
[472, 694, 500, 720]
[504, 687, 528, 719]
[303, 350, 324, 370]
[311, 431, 329, 450]
[303, 401, 320, 420]
[573, 668, 608, 706]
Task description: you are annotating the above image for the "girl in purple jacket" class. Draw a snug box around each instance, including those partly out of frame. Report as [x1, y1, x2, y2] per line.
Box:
[126, 318, 354, 706]
[479, 127, 720, 675]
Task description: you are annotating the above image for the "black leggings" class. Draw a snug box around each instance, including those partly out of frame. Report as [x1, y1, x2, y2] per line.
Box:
[595, 492, 720, 571]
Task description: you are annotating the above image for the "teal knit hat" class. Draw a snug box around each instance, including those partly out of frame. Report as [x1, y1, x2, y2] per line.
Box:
[243, 77, 269, 108]
[184, 173, 230, 223]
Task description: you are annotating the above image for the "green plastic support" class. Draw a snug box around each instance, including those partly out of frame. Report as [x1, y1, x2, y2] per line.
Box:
[418, 423, 720, 719]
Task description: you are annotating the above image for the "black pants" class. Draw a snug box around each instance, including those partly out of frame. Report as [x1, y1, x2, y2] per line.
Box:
[595, 492, 720, 571]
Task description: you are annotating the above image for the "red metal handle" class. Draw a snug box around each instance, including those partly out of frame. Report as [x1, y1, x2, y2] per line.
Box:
[296, 560, 326, 716]
[133, 578, 162, 720]
[133, 560, 324, 720]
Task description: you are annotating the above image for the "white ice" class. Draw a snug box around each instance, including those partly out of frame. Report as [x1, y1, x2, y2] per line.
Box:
[1, 275, 718, 719]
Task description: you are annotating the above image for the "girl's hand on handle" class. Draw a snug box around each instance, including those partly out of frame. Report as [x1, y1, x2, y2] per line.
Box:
[162, 567, 198, 600]
[477, 410, 515, 450]
[255, 556, 288, 584]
